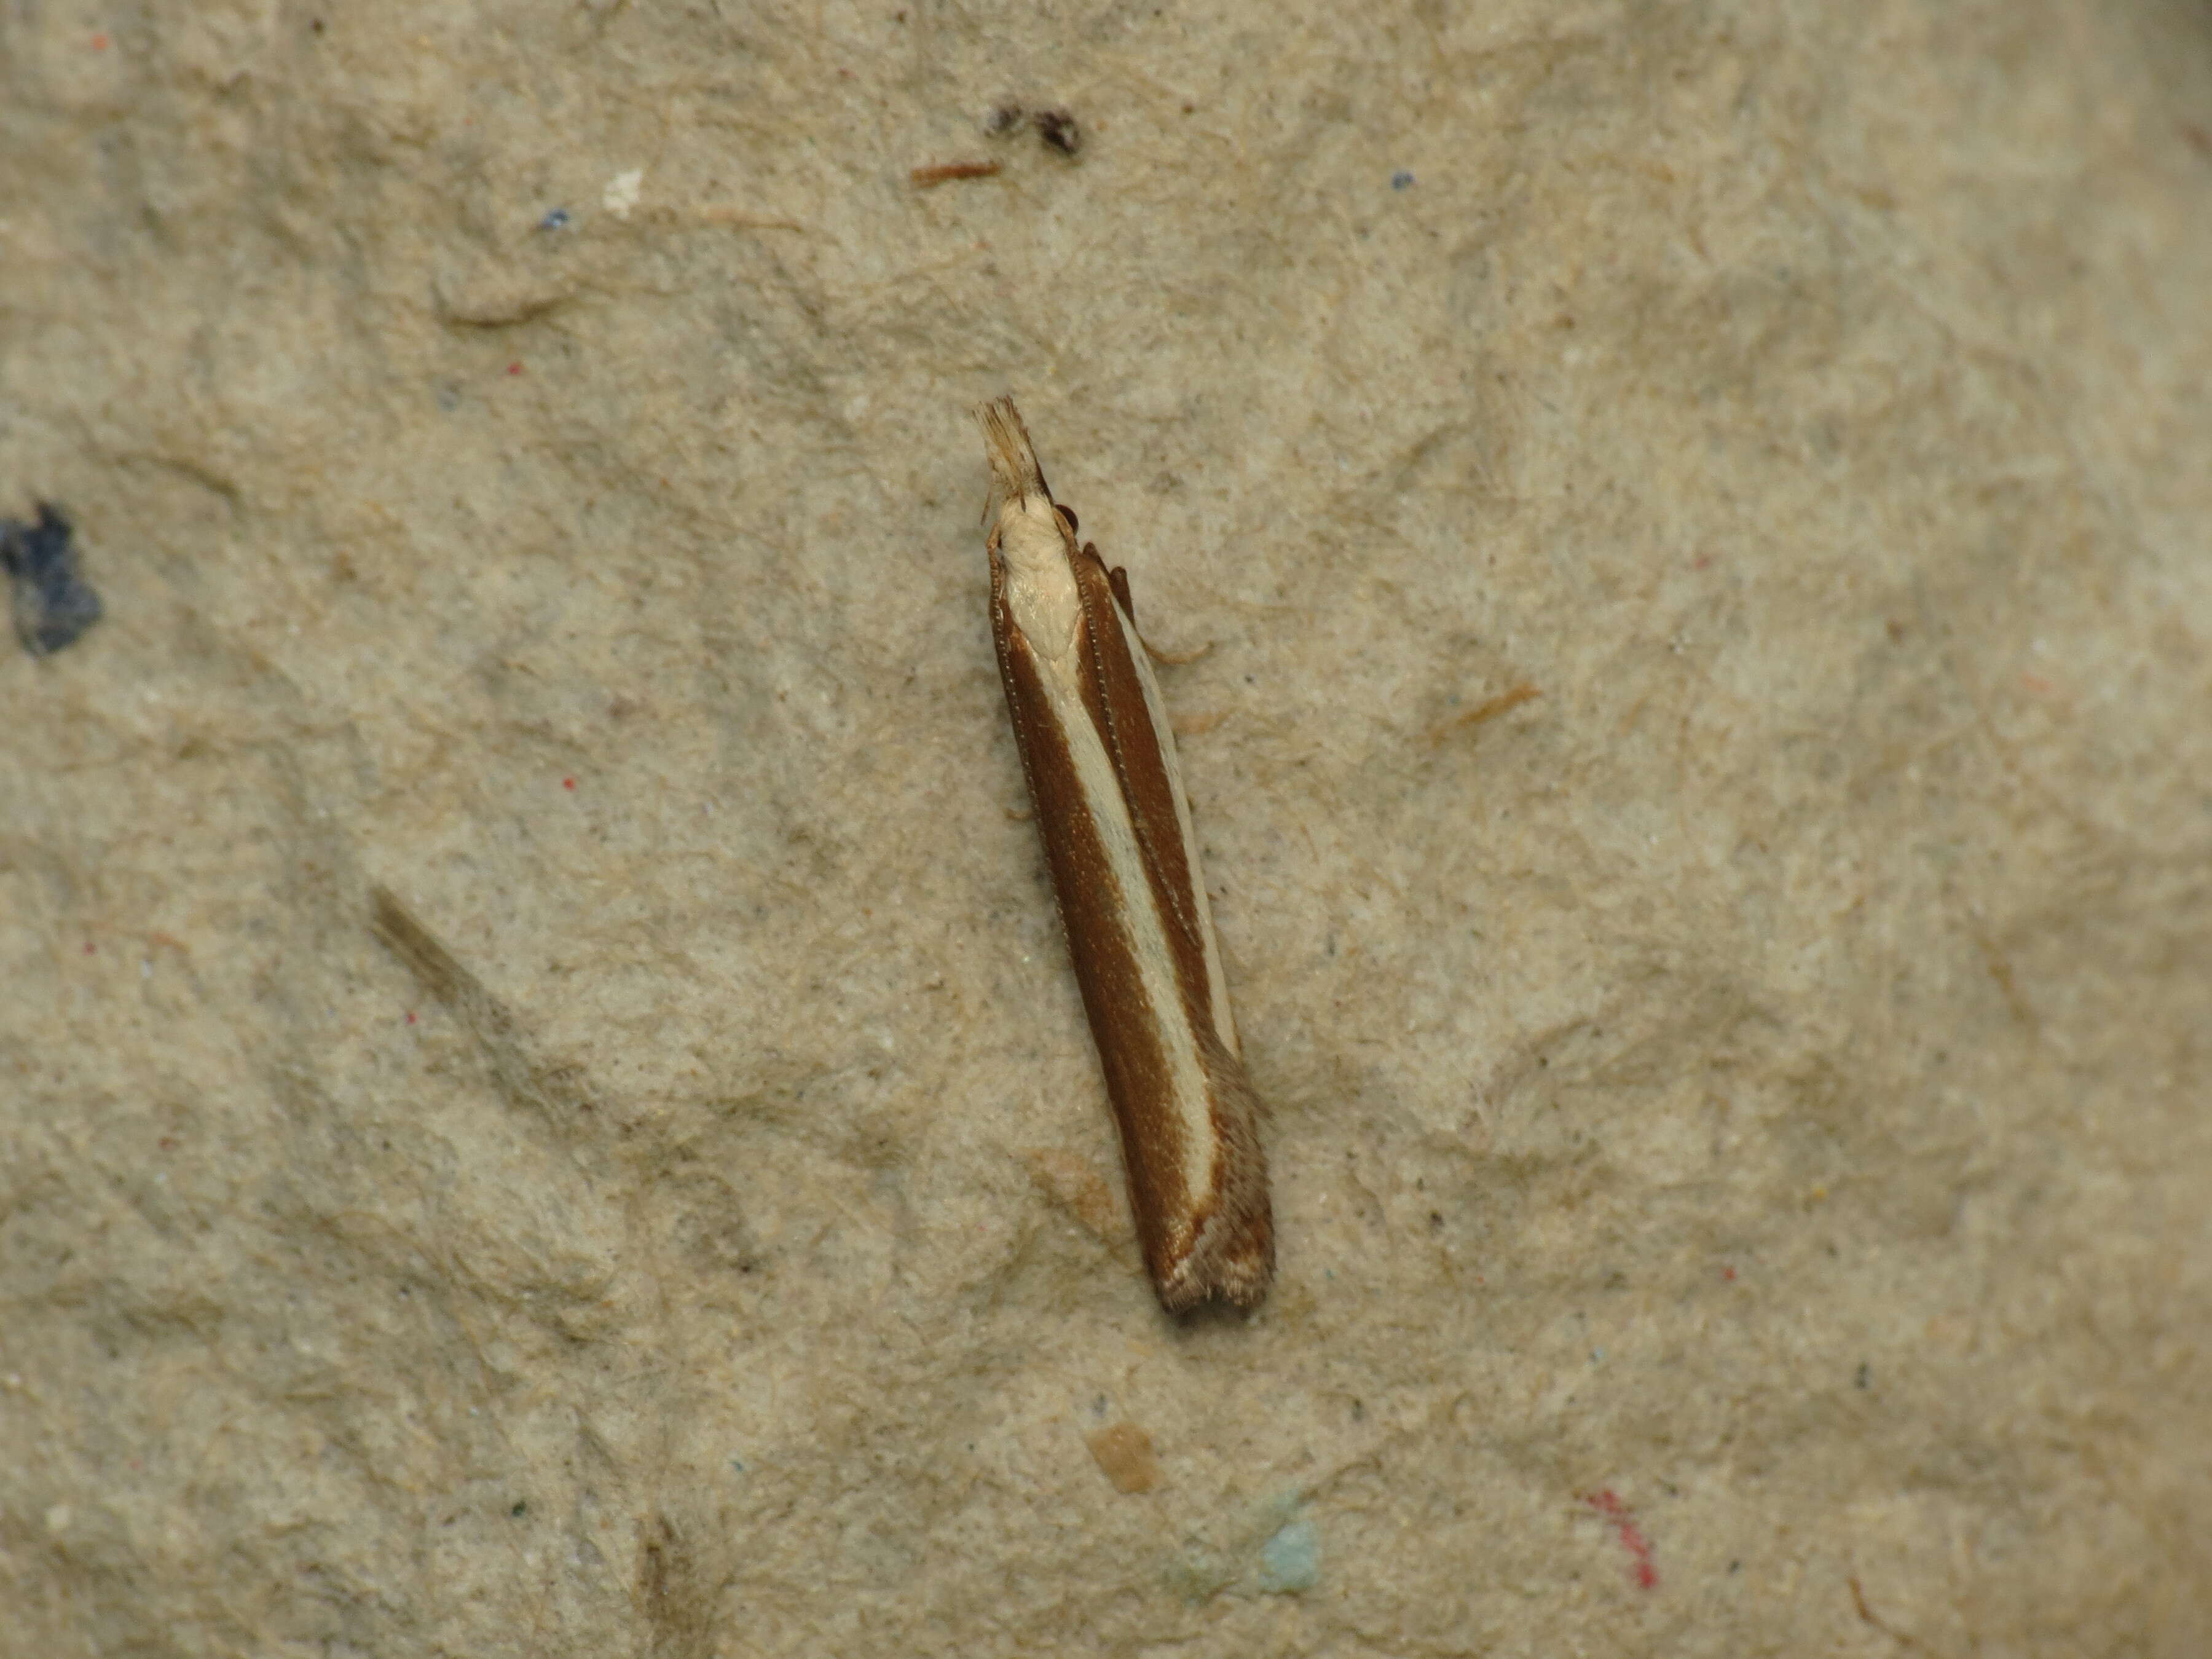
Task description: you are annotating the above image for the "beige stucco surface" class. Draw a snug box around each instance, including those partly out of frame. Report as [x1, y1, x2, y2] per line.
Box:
[4, 3, 2208, 1653]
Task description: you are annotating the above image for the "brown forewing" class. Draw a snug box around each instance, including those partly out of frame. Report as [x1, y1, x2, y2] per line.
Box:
[1067, 545, 1217, 1015]
[990, 555, 1197, 1282]
[1068, 551, 1275, 1307]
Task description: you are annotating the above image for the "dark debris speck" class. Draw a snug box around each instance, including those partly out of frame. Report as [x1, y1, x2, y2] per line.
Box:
[984, 100, 1082, 158]
[1034, 108, 1081, 157]
[2, 503, 103, 656]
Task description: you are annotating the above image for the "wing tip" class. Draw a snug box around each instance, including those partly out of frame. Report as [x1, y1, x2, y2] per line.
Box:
[1155, 1215, 1276, 1312]
[1152, 1052, 1277, 1314]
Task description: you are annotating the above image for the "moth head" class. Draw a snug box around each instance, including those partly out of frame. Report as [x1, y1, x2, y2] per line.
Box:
[975, 396, 1048, 505]
[976, 396, 1079, 573]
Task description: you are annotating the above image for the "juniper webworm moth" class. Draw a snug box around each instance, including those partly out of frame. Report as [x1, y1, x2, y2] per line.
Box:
[975, 397, 1274, 1311]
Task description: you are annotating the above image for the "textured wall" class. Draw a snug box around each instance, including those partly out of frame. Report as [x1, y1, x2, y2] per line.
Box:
[3, 2, 2208, 1653]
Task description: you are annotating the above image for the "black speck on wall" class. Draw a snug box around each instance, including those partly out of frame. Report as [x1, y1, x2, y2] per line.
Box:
[2, 503, 103, 656]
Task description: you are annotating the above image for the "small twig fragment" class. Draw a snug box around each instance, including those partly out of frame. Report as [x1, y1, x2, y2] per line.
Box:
[370, 887, 520, 1047]
[1426, 682, 1541, 744]
[694, 205, 808, 232]
[910, 159, 1002, 188]
[369, 885, 596, 1121]
[1848, 1575, 1926, 1651]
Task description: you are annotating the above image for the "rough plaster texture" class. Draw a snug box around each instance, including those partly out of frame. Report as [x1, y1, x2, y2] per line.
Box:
[4, 2, 2209, 1654]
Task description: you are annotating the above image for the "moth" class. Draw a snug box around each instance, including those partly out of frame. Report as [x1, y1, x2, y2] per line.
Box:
[975, 397, 1274, 1311]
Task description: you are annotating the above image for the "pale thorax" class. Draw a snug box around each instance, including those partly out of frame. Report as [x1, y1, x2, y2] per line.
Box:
[994, 498, 1084, 674]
